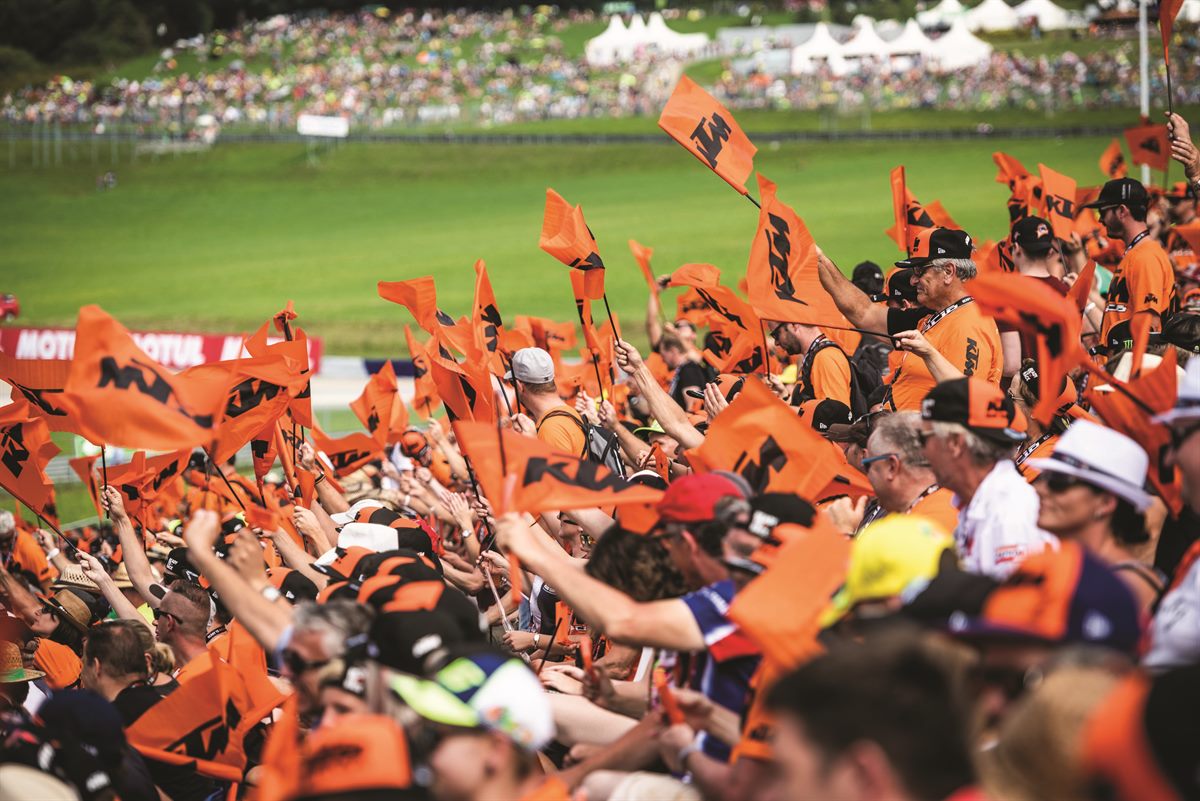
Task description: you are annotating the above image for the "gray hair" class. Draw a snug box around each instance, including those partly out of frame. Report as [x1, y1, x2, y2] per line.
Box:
[293, 599, 373, 658]
[931, 421, 1015, 466]
[0, 510, 12, 535]
[930, 258, 977, 282]
[869, 412, 929, 469]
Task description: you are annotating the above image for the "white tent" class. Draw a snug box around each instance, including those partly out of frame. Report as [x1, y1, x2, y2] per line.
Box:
[931, 17, 994, 70]
[584, 15, 629, 67]
[1012, 0, 1079, 28]
[885, 19, 937, 59]
[917, 0, 967, 27]
[790, 22, 847, 75]
[965, 0, 1020, 32]
[841, 20, 891, 60]
[645, 12, 710, 58]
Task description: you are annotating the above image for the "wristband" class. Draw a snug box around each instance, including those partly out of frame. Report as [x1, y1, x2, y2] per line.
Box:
[314, 472, 326, 485]
[676, 742, 701, 772]
[535, 634, 543, 650]
[45, 548, 60, 561]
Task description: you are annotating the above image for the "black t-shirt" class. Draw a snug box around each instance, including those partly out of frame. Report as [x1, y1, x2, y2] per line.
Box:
[115, 682, 217, 801]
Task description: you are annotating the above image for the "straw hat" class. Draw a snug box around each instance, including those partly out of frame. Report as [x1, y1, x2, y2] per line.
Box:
[0, 640, 44, 684]
[50, 563, 99, 594]
[110, 561, 134, 589]
[44, 590, 93, 633]
[0, 765, 78, 801]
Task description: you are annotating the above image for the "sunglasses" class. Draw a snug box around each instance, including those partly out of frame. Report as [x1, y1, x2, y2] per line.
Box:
[282, 648, 332, 676]
[861, 452, 898, 467]
[153, 608, 181, 625]
[1036, 471, 1088, 494]
[1168, 420, 1200, 451]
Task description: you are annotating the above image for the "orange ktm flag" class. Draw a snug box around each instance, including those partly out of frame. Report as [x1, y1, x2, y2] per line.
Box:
[428, 339, 495, 423]
[886, 166, 938, 254]
[103, 449, 190, 524]
[69, 454, 103, 520]
[1089, 350, 1182, 515]
[994, 151, 1043, 223]
[0, 353, 82, 435]
[250, 419, 278, 485]
[658, 75, 757, 195]
[242, 320, 315, 430]
[676, 288, 712, 327]
[1161, 0, 1185, 60]
[747, 174, 854, 336]
[63, 306, 229, 451]
[569, 270, 605, 356]
[685, 379, 846, 498]
[208, 620, 287, 727]
[707, 327, 776, 375]
[350, 360, 408, 446]
[970, 271, 1086, 425]
[405, 325, 440, 420]
[669, 264, 761, 333]
[311, 427, 382, 478]
[473, 260, 508, 377]
[1100, 138, 1128, 179]
[1125, 122, 1171, 172]
[453, 421, 663, 515]
[378, 276, 440, 334]
[125, 656, 254, 782]
[925, 200, 960, 230]
[728, 512, 850, 670]
[0, 400, 60, 523]
[540, 189, 606, 300]
[513, 316, 578, 353]
[629, 239, 658, 298]
[1038, 164, 1079, 240]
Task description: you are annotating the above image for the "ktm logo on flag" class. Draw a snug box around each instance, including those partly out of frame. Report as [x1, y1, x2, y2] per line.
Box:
[166, 700, 242, 761]
[696, 289, 745, 329]
[0, 423, 29, 478]
[412, 356, 429, 379]
[15, 384, 68, 417]
[148, 461, 182, 492]
[985, 398, 1008, 420]
[690, 113, 732, 169]
[731, 436, 787, 491]
[97, 357, 214, 427]
[1045, 195, 1075, 219]
[765, 213, 802, 304]
[523, 456, 630, 492]
[251, 438, 271, 459]
[480, 304, 502, 352]
[708, 331, 732, 358]
[366, 410, 380, 433]
[1109, 154, 1125, 171]
[569, 252, 605, 271]
[905, 202, 933, 228]
[436, 310, 456, 327]
[328, 450, 373, 472]
[1141, 137, 1162, 154]
[226, 379, 281, 418]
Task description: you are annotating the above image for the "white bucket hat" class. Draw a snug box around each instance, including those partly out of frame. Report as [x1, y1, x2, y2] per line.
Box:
[337, 522, 399, 552]
[1027, 419, 1153, 511]
[1153, 356, 1200, 425]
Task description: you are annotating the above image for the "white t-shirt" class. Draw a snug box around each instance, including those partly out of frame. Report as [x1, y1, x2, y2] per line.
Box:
[953, 459, 1058, 579]
[1145, 556, 1200, 671]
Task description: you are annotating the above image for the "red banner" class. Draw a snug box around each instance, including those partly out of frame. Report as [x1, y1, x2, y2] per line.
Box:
[0, 326, 323, 373]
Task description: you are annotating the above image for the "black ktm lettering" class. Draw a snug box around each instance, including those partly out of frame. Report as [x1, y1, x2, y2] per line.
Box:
[964, 338, 979, 376]
[366, 410, 380, 433]
[96, 357, 213, 427]
[480, 304, 503, 353]
[436, 309, 456, 327]
[1141, 137, 1161, 154]
[1045, 195, 1075, 219]
[764, 213, 803, 304]
[906, 202, 934, 228]
[731, 436, 787, 491]
[330, 450, 371, 472]
[0, 423, 29, 478]
[15, 384, 67, 417]
[696, 289, 745, 330]
[689, 113, 732, 169]
[522, 457, 627, 491]
[569, 252, 605, 271]
[165, 699, 241, 761]
[226, 379, 281, 418]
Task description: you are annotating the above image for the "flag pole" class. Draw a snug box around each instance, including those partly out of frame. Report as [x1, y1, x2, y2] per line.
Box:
[600, 292, 622, 340]
[759, 320, 772, 376]
[745, 193, 761, 210]
[206, 449, 248, 511]
[99, 445, 110, 520]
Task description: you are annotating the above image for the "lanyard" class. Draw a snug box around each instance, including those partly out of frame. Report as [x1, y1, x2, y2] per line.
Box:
[920, 296, 974, 333]
[799, 334, 828, 377]
[905, 483, 942, 513]
[1015, 432, 1053, 466]
[1124, 230, 1149, 255]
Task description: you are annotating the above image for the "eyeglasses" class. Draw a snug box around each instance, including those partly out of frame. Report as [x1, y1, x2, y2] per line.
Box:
[281, 648, 332, 676]
[860, 452, 898, 467]
[1036, 471, 1088, 494]
[1168, 420, 1200, 451]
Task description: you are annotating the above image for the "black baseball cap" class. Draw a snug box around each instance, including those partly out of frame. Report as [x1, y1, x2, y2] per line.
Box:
[1011, 215, 1057, 255]
[165, 547, 201, 583]
[800, 398, 853, 432]
[895, 228, 974, 268]
[920, 377, 1027, 445]
[880, 268, 919, 303]
[1160, 313, 1200, 354]
[852, 261, 885, 295]
[1082, 177, 1149, 211]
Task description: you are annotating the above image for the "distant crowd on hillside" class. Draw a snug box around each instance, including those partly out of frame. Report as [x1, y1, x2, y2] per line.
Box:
[2, 8, 1199, 134]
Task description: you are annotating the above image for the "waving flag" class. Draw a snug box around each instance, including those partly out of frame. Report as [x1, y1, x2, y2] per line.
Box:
[628, 239, 658, 298]
[429, 339, 495, 423]
[658, 75, 757, 195]
[102, 449, 190, 525]
[244, 321, 314, 429]
[669, 263, 761, 334]
[540, 189, 605, 300]
[1125, 122, 1171, 172]
[472, 260, 508, 376]
[1099, 139, 1128, 179]
[378, 276, 440, 334]
[454, 421, 662, 515]
[0, 353, 80, 435]
[1038, 163, 1079, 240]
[885, 166, 955, 253]
[994, 152, 1044, 223]
[350, 360, 408, 446]
[63, 306, 229, 450]
[0, 400, 60, 524]
[311, 427, 382, 478]
[405, 325, 440, 420]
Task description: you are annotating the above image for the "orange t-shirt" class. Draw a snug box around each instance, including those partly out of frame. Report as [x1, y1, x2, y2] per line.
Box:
[1015, 433, 1059, 482]
[888, 300, 1002, 411]
[536, 406, 587, 457]
[1101, 236, 1177, 342]
[911, 487, 960, 534]
[806, 347, 852, 407]
[4, 530, 52, 585]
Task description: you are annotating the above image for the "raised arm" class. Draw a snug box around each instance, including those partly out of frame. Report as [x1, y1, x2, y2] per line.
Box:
[101, 486, 163, 609]
[817, 251, 888, 333]
[77, 550, 150, 629]
[615, 340, 704, 451]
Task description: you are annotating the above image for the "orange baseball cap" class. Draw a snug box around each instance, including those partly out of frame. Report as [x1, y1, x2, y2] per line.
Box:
[295, 714, 418, 799]
[921, 377, 1027, 444]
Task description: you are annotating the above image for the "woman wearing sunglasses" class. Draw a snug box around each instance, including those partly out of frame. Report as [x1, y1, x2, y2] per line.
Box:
[1027, 420, 1165, 612]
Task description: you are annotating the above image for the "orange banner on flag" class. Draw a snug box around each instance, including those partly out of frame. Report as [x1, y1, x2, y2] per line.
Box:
[0, 400, 60, 524]
[1038, 163, 1079, 241]
[1099, 138, 1128, 179]
[405, 325, 440, 420]
[350, 360, 408, 445]
[243, 320, 315, 430]
[63, 306, 229, 450]
[629, 239, 658, 298]
[540, 189, 605, 300]
[473, 260, 508, 377]
[311, 428, 382, 478]
[454, 421, 662, 516]
[1124, 123, 1171, 172]
[658, 75, 757, 195]
[0, 353, 81, 435]
[378, 276, 440, 334]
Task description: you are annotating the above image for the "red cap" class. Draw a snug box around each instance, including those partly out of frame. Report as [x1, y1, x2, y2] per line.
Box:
[656, 473, 745, 524]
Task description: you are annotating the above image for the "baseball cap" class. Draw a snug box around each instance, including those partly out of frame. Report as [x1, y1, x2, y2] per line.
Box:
[825, 414, 874, 447]
[1080, 665, 1200, 801]
[165, 547, 201, 583]
[1163, 179, 1196, 201]
[896, 228, 974, 268]
[1155, 352, 1200, 423]
[1010, 215, 1057, 255]
[294, 714, 419, 800]
[1081, 177, 1149, 210]
[656, 473, 745, 524]
[313, 546, 376, 581]
[507, 347, 556, 384]
[797, 398, 852, 433]
[947, 541, 1142, 654]
[368, 609, 467, 675]
[632, 419, 667, 437]
[1159, 312, 1200, 355]
[821, 515, 954, 628]
[1026, 420, 1153, 512]
[330, 499, 386, 527]
[921, 377, 1027, 444]
[338, 522, 400, 553]
[880, 268, 919, 303]
[267, 567, 319, 603]
[388, 645, 554, 751]
[744, 493, 817, 540]
[852, 261, 885, 295]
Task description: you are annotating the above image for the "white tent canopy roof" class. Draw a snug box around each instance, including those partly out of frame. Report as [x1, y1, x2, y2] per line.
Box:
[965, 0, 1020, 32]
[932, 17, 994, 69]
[1013, 0, 1080, 28]
[886, 19, 937, 57]
[840, 21, 891, 58]
[790, 22, 848, 74]
[917, 0, 967, 26]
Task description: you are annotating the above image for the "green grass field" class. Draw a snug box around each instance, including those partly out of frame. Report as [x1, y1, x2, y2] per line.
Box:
[2, 128, 1161, 360]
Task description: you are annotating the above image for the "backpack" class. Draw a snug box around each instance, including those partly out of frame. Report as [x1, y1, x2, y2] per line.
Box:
[538, 410, 626, 477]
[850, 338, 890, 408]
[798, 337, 882, 419]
